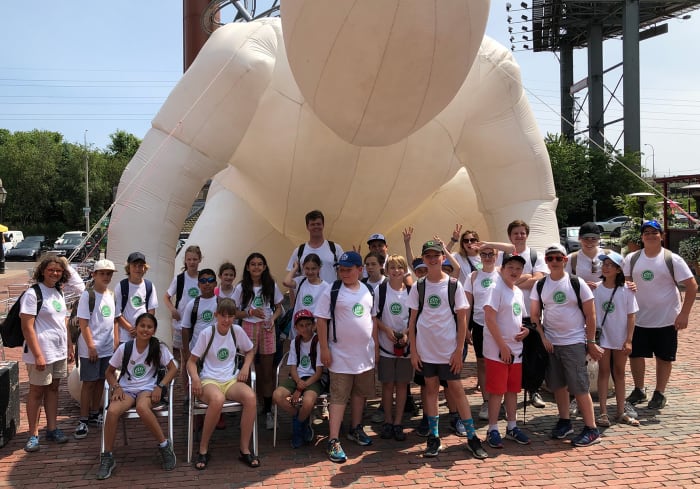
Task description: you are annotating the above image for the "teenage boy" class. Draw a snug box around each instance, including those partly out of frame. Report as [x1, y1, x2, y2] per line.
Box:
[530, 244, 602, 447]
[181, 269, 219, 370]
[565, 222, 607, 288]
[408, 241, 488, 459]
[483, 254, 531, 448]
[74, 259, 118, 439]
[115, 252, 157, 344]
[316, 251, 378, 463]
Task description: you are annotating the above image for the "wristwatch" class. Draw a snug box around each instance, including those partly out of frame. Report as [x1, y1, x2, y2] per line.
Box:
[157, 383, 166, 389]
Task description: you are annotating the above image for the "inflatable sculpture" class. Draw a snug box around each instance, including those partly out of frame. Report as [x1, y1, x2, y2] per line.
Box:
[108, 0, 558, 344]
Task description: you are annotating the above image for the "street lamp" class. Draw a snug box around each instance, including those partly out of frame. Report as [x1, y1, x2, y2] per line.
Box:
[644, 143, 655, 179]
[629, 192, 655, 228]
[0, 178, 7, 275]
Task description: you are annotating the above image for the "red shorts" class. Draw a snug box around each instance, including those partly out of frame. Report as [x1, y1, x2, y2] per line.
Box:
[484, 358, 522, 395]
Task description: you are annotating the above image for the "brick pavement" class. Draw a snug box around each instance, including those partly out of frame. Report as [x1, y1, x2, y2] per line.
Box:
[1, 272, 699, 488]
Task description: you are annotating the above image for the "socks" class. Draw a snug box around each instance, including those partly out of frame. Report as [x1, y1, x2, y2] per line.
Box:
[159, 440, 168, 448]
[461, 418, 477, 439]
[427, 415, 439, 437]
[507, 420, 517, 430]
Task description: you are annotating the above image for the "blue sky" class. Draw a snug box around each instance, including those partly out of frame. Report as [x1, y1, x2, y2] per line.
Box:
[1, 1, 699, 176]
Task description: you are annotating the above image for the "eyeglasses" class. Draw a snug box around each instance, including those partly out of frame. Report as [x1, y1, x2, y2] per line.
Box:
[198, 277, 216, 284]
[462, 238, 478, 244]
[545, 255, 564, 263]
[479, 252, 495, 258]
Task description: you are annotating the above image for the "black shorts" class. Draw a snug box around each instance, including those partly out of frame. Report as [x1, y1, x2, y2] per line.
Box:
[470, 320, 484, 359]
[413, 371, 448, 388]
[630, 325, 677, 362]
[419, 362, 461, 382]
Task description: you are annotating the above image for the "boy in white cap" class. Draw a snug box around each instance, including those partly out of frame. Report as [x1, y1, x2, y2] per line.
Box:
[74, 259, 117, 439]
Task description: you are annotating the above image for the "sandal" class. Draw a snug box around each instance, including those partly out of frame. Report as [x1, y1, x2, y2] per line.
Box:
[596, 414, 611, 427]
[617, 413, 640, 426]
[194, 452, 210, 470]
[239, 451, 260, 468]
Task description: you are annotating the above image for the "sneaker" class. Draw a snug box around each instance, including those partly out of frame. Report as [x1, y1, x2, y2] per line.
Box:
[424, 435, 441, 457]
[551, 419, 574, 439]
[626, 387, 647, 406]
[327, 438, 347, 463]
[569, 398, 578, 417]
[506, 426, 531, 445]
[380, 422, 394, 439]
[530, 391, 546, 408]
[303, 419, 315, 443]
[24, 435, 40, 453]
[478, 401, 489, 421]
[405, 396, 419, 416]
[449, 413, 467, 437]
[347, 424, 372, 446]
[487, 429, 503, 448]
[371, 406, 385, 424]
[266, 412, 275, 430]
[159, 440, 176, 471]
[572, 426, 601, 447]
[647, 390, 667, 410]
[291, 416, 304, 449]
[97, 452, 116, 480]
[393, 424, 406, 442]
[466, 436, 489, 459]
[74, 421, 89, 440]
[415, 417, 430, 437]
[45, 428, 69, 444]
[624, 401, 639, 419]
[88, 412, 103, 425]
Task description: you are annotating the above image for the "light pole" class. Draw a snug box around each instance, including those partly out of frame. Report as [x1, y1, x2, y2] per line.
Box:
[629, 192, 655, 228]
[644, 143, 655, 179]
[84, 130, 91, 233]
[0, 178, 7, 274]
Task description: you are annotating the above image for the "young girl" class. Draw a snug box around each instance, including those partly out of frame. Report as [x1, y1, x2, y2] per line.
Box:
[98, 313, 178, 480]
[215, 262, 237, 299]
[187, 299, 258, 469]
[163, 245, 201, 395]
[594, 252, 640, 427]
[363, 251, 386, 289]
[233, 252, 284, 430]
[282, 253, 330, 340]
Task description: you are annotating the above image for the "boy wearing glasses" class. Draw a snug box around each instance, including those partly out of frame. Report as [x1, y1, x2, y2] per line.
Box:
[530, 244, 602, 446]
[181, 269, 220, 364]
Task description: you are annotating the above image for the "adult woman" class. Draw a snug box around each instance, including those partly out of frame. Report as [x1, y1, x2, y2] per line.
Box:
[447, 225, 483, 285]
[21, 256, 73, 452]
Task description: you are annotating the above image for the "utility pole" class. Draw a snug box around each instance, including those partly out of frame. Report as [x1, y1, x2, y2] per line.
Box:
[84, 130, 90, 233]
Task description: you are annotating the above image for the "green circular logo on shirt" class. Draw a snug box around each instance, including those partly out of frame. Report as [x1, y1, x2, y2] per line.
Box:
[131, 296, 144, 308]
[603, 301, 615, 313]
[428, 295, 441, 308]
[188, 287, 199, 298]
[480, 278, 493, 288]
[253, 296, 264, 307]
[352, 304, 364, 317]
[202, 310, 214, 322]
[100, 305, 111, 317]
[553, 291, 567, 304]
[513, 303, 522, 315]
[217, 348, 230, 361]
[300, 354, 311, 368]
[641, 270, 654, 281]
[133, 364, 146, 378]
[302, 295, 313, 306]
[390, 303, 402, 315]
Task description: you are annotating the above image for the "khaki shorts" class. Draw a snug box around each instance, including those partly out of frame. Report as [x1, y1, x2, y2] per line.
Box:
[27, 359, 68, 386]
[202, 377, 238, 396]
[329, 369, 375, 405]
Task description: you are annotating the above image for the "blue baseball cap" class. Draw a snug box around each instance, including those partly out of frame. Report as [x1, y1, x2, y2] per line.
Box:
[335, 251, 363, 267]
[641, 220, 662, 232]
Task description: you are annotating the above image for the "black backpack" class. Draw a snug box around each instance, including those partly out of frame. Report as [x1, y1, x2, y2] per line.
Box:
[415, 276, 459, 326]
[293, 333, 330, 392]
[328, 279, 375, 342]
[1, 284, 45, 348]
[297, 241, 338, 265]
[120, 278, 153, 313]
[118, 339, 168, 401]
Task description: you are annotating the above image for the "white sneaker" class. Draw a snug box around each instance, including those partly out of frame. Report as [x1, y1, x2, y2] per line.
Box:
[266, 412, 276, 430]
[478, 401, 489, 421]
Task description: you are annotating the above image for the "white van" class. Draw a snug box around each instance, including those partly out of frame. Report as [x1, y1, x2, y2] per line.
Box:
[3, 230, 24, 251]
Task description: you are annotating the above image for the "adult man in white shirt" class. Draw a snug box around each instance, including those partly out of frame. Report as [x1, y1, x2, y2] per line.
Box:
[287, 210, 343, 284]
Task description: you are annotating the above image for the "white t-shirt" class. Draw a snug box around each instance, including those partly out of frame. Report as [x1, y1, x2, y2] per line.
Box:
[110, 341, 174, 392]
[407, 276, 469, 364]
[289, 277, 330, 340]
[315, 282, 375, 374]
[463, 269, 499, 326]
[114, 279, 158, 343]
[483, 279, 525, 363]
[287, 240, 343, 284]
[181, 295, 219, 347]
[622, 249, 693, 328]
[166, 272, 200, 331]
[215, 286, 236, 300]
[497, 246, 547, 318]
[231, 283, 284, 323]
[20, 284, 69, 365]
[454, 253, 482, 286]
[191, 325, 254, 383]
[288, 335, 323, 378]
[593, 282, 639, 350]
[529, 273, 594, 346]
[76, 289, 116, 358]
[371, 282, 410, 358]
[565, 248, 606, 284]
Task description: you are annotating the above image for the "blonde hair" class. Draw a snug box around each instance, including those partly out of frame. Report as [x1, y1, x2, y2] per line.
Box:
[385, 254, 408, 271]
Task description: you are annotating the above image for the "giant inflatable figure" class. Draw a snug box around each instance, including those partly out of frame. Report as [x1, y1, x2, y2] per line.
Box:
[108, 0, 558, 344]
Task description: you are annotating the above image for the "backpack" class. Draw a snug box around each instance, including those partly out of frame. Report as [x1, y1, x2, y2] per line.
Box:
[0, 284, 43, 348]
[120, 278, 153, 314]
[328, 279, 375, 342]
[297, 241, 338, 265]
[68, 287, 115, 344]
[293, 334, 330, 393]
[535, 274, 583, 315]
[174, 272, 185, 308]
[502, 248, 538, 270]
[415, 276, 459, 326]
[118, 339, 168, 401]
[570, 249, 611, 276]
[376, 281, 411, 357]
[628, 249, 675, 282]
[188, 296, 220, 347]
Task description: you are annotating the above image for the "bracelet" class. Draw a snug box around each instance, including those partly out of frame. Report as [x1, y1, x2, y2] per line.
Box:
[450, 237, 458, 243]
[585, 339, 597, 345]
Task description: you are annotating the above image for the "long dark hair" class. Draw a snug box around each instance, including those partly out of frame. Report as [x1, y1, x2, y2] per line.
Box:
[239, 252, 276, 309]
[135, 312, 161, 368]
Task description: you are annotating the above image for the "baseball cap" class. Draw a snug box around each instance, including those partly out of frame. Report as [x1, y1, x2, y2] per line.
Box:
[421, 240, 443, 255]
[367, 233, 386, 244]
[293, 309, 315, 324]
[93, 259, 116, 272]
[412, 258, 427, 270]
[441, 260, 453, 269]
[599, 251, 623, 267]
[127, 251, 147, 263]
[544, 243, 567, 255]
[502, 254, 526, 266]
[579, 222, 600, 238]
[641, 220, 662, 232]
[335, 251, 363, 267]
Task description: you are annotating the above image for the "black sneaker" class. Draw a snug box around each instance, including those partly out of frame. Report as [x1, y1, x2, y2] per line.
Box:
[647, 390, 667, 409]
[393, 424, 406, 442]
[424, 436, 441, 457]
[626, 387, 647, 406]
[466, 436, 489, 459]
[380, 422, 394, 439]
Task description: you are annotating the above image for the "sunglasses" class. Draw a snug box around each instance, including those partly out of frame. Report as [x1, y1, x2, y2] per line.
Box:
[545, 255, 564, 263]
[462, 238, 479, 244]
[479, 252, 495, 258]
[198, 277, 216, 284]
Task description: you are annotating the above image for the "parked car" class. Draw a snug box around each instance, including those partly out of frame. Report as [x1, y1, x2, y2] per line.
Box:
[594, 216, 631, 234]
[2, 230, 24, 252]
[54, 230, 87, 247]
[52, 235, 100, 262]
[4, 236, 50, 261]
[560, 227, 580, 253]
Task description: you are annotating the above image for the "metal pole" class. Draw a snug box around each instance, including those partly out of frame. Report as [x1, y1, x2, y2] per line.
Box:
[644, 143, 655, 179]
[84, 130, 90, 233]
